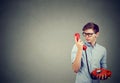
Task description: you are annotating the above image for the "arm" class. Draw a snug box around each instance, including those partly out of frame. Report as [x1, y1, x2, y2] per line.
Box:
[71, 36, 83, 73]
[72, 49, 82, 73]
[97, 48, 107, 80]
[100, 48, 107, 68]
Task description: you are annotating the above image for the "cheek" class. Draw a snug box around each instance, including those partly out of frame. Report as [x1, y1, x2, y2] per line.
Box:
[92, 36, 96, 40]
[90, 37, 95, 41]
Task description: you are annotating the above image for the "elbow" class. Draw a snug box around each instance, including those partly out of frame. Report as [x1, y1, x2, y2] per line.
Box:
[73, 69, 79, 73]
[72, 65, 80, 73]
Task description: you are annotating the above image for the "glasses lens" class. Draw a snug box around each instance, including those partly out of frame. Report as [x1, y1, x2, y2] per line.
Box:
[82, 32, 94, 37]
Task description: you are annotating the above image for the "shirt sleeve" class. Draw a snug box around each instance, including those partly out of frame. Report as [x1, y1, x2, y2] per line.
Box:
[71, 44, 77, 64]
[100, 48, 107, 68]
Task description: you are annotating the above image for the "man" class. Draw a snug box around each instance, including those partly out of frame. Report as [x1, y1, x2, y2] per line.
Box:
[71, 22, 107, 83]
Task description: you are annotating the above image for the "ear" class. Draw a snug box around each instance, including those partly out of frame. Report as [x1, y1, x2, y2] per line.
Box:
[95, 32, 99, 38]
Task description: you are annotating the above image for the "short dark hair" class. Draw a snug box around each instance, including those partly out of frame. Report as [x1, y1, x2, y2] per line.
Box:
[82, 22, 99, 33]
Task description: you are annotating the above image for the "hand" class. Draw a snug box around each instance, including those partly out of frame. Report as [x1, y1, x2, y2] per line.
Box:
[96, 69, 108, 80]
[74, 36, 83, 50]
[96, 73, 107, 80]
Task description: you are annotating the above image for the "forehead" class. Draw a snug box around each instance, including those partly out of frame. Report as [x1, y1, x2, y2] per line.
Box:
[83, 29, 94, 33]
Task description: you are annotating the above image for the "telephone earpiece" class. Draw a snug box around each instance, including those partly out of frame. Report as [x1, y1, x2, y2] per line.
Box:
[74, 33, 87, 50]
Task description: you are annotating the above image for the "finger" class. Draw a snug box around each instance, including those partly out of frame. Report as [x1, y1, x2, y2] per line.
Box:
[102, 74, 104, 80]
[80, 41, 84, 45]
[96, 74, 99, 79]
[104, 74, 108, 80]
[74, 36, 77, 43]
[99, 75, 101, 80]
[104, 74, 107, 79]
[78, 39, 81, 42]
[99, 74, 102, 80]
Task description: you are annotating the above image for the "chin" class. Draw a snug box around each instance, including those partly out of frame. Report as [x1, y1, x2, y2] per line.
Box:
[86, 40, 91, 42]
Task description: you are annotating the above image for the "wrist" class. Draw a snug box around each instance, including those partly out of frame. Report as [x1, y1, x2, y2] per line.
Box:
[78, 48, 83, 51]
[77, 46, 82, 50]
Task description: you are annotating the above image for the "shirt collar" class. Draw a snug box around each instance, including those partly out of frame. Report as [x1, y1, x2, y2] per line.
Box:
[84, 41, 97, 48]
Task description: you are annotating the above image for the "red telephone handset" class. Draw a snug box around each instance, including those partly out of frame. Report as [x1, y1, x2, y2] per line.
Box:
[74, 33, 87, 50]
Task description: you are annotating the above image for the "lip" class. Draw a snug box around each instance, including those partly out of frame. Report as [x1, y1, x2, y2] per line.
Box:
[86, 39, 90, 41]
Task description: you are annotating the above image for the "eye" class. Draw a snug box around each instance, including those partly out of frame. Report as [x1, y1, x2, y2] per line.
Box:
[89, 33, 94, 35]
[82, 32, 95, 37]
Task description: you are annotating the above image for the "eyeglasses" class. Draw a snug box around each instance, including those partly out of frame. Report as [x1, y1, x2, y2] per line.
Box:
[82, 32, 95, 37]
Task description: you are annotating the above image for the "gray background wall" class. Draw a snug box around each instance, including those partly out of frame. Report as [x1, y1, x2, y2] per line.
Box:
[0, 0, 120, 83]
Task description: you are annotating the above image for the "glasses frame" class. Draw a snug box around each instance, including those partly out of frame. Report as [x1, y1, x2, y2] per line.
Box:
[82, 32, 95, 37]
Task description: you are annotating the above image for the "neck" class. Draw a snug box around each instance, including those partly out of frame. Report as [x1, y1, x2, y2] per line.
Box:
[91, 41, 96, 47]
[90, 39, 96, 47]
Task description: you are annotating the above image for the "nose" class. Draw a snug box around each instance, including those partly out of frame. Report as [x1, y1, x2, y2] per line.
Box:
[85, 35, 89, 38]
[85, 35, 90, 40]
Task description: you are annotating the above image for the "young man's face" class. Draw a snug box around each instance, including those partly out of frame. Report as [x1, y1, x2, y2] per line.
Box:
[82, 29, 99, 43]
